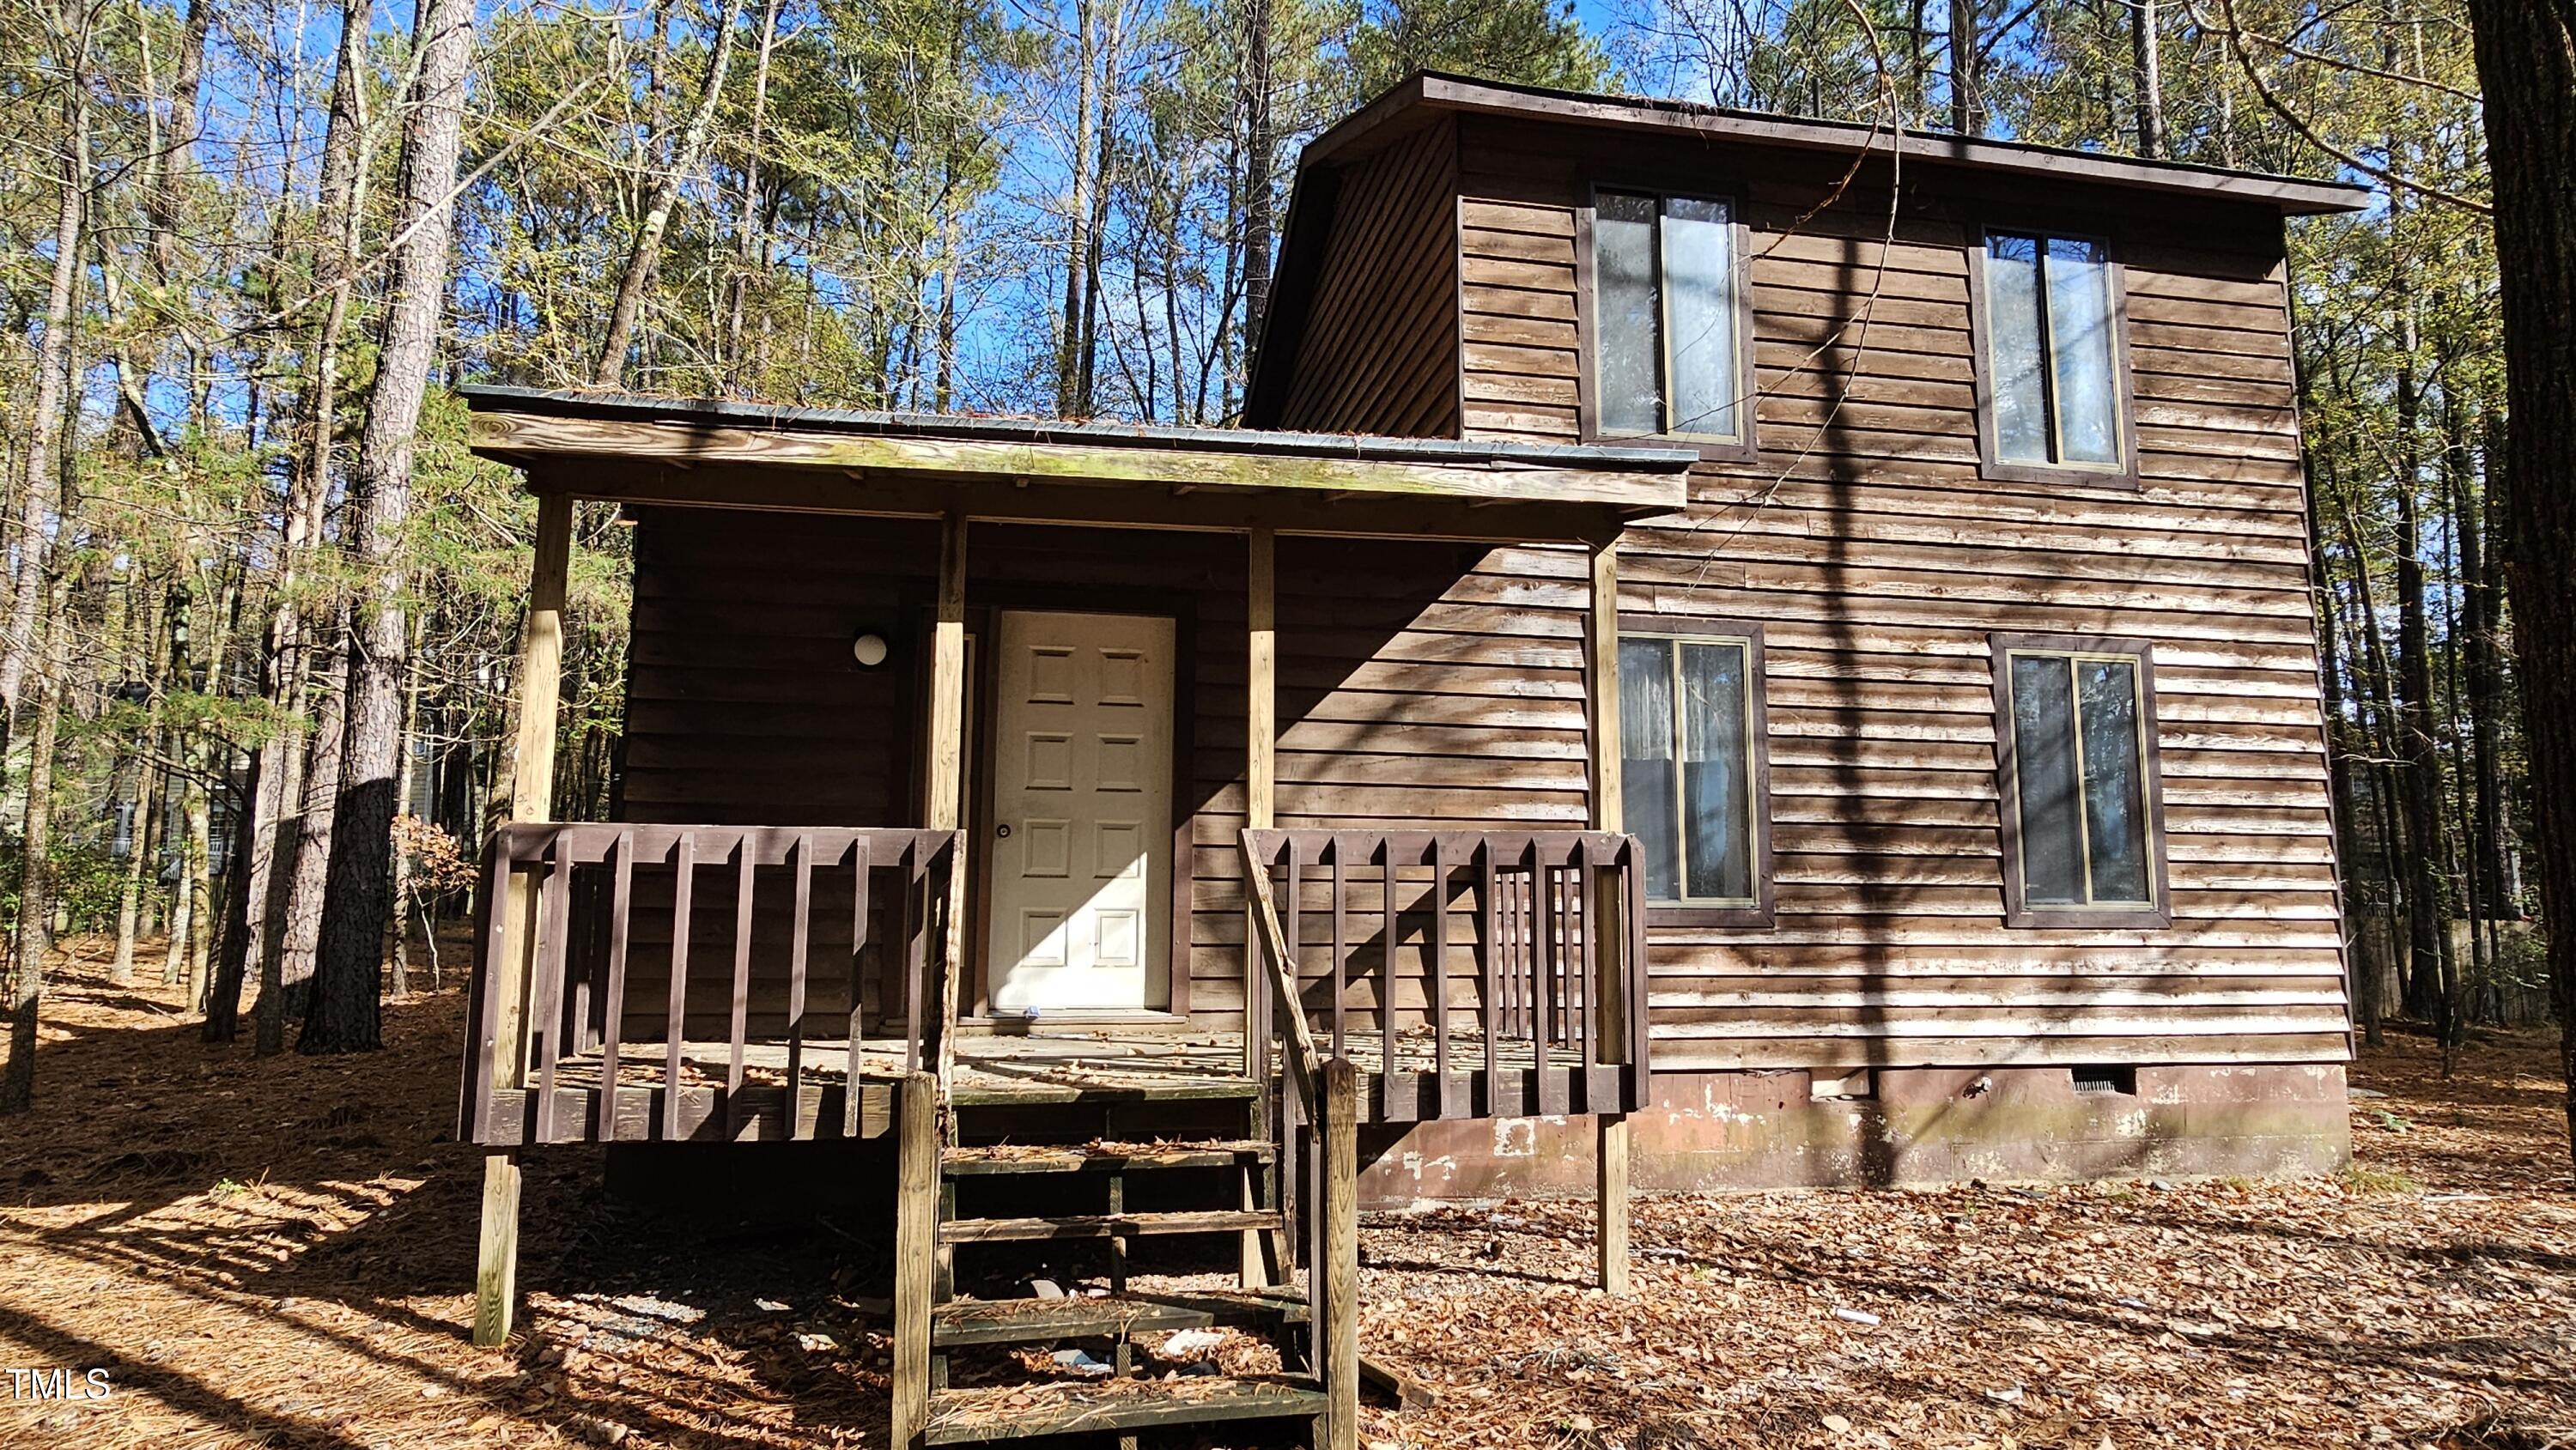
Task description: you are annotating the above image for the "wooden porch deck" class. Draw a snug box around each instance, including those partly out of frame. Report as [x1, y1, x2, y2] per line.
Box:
[477, 1028, 1638, 1145]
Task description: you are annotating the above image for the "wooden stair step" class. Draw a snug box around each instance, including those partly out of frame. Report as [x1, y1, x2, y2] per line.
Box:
[932, 1288, 1308, 1347]
[943, 1140, 1274, 1176]
[923, 1374, 1325, 1443]
[949, 1077, 1261, 1108]
[940, 1209, 1281, 1244]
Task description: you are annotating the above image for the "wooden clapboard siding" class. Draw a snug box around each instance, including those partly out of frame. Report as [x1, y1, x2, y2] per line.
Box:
[623, 507, 926, 825]
[617, 509, 934, 1040]
[1260, 110, 2349, 1074]
[1189, 536, 1595, 1031]
[1273, 117, 1462, 438]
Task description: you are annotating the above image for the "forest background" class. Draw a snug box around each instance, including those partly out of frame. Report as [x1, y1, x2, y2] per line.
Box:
[0, 0, 2542, 1126]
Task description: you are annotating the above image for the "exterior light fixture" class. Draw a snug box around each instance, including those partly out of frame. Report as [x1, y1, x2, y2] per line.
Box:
[852, 631, 890, 669]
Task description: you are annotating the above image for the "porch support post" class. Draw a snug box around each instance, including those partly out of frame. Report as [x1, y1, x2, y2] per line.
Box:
[1247, 526, 1275, 834]
[927, 508, 969, 833]
[476, 487, 570, 1350]
[1242, 526, 1277, 1286]
[1320, 1057, 1359, 1450]
[928, 509, 968, 1084]
[508, 490, 574, 821]
[1587, 533, 1631, 1298]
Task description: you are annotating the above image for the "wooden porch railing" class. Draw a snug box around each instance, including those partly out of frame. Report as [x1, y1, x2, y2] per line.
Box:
[1240, 827, 1648, 1434]
[460, 822, 963, 1146]
[1239, 828, 1652, 1123]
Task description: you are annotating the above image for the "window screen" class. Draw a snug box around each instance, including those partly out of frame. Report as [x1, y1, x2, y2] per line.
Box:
[2002, 646, 2157, 911]
[1594, 191, 1741, 440]
[1620, 634, 1759, 904]
[1984, 232, 2122, 470]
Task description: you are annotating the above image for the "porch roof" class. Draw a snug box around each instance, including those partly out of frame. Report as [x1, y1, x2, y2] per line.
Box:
[461, 385, 1695, 537]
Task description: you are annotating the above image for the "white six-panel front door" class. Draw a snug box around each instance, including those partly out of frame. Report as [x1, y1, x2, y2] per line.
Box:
[987, 610, 1174, 1014]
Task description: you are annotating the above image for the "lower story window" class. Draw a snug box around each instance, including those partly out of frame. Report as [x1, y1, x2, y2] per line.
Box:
[1619, 631, 1764, 907]
[1992, 634, 2167, 922]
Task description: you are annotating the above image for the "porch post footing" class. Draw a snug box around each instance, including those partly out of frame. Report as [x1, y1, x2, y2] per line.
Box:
[472, 1148, 523, 1349]
[1596, 1113, 1630, 1296]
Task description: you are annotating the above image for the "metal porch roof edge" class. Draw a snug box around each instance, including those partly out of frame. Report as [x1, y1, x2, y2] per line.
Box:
[459, 384, 1700, 474]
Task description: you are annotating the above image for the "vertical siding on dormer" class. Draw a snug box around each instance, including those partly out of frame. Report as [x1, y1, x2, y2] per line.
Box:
[1275, 117, 1462, 438]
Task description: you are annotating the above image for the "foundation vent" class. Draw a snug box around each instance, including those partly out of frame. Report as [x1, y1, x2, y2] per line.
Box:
[1810, 1070, 1875, 1101]
[2071, 1065, 2138, 1096]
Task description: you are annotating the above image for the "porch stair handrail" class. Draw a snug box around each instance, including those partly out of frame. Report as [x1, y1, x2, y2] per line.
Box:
[1237, 828, 1355, 1448]
[1238, 828, 1652, 1122]
[1240, 828, 1321, 1116]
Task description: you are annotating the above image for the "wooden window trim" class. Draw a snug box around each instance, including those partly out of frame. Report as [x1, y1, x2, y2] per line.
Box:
[1965, 223, 2143, 491]
[1988, 631, 2172, 930]
[1576, 175, 1760, 464]
[1616, 612, 1775, 929]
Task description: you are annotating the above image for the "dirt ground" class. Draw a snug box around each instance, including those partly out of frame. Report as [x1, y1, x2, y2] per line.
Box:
[1, 939, 2571, 1450]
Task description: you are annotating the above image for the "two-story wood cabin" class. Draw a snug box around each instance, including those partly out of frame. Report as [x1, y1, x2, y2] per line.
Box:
[455, 72, 2368, 1445]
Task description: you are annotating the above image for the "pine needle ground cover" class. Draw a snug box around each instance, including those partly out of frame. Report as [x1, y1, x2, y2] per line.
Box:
[2, 944, 2569, 1450]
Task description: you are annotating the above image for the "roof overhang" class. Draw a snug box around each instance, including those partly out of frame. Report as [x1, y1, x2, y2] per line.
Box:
[1309, 73, 2375, 216]
[463, 386, 1696, 542]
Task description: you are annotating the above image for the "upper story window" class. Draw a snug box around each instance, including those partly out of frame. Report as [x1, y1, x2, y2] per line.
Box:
[1979, 230, 2128, 477]
[1619, 628, 1770, 921]
[1592, 190, 1745, 443]
[1990, 634, 2168, 926]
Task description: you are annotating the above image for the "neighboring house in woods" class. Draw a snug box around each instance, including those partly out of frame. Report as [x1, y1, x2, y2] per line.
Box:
[455, 73, 2368, 1444]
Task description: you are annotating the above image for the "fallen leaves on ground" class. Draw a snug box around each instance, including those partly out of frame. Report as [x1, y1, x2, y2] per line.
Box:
[0, 940, 2569, 1449]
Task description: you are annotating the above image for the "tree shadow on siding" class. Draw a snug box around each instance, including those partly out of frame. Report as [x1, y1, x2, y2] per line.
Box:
[1813, 225, 1905, 1187]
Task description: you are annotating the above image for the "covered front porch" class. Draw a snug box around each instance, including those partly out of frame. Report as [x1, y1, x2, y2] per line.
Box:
[453, 387, 1692, 1444]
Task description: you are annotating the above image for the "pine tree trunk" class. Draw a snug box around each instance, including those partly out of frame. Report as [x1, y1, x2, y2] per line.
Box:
[2463, 414, 2514, 928]
[110, 585, 170, 986]
[1074, 88, 1115, 417]
[2463, 0, 2576, 1169]
[2390, 298, 2454, 1031]
[1, 607, 64, 1114]
[2309, 464, 2378, 1045]
[389, 635, 425, 998]
[204, 743, 270, 1040]
[2129, 0, 2164, 157]
[146, 0, 209, 288]
[593, 0, 744, 390]
[1240, 0, 1275, 345]
[725, 0, 781, 390]
[1947, 0, 1979, 134]
[181, 783, 213, 1012]
[218, 0, 361, 1044]
[1057, 3, 1098, 416]
[1, 8, 88, 720]
[112, 749, 161, 986]
[2436, 417, 2488, 1029]
[304, 0, 477, 1054]
[2336, 491, 2415, 1017]
[263, 647, 343, 1053]
[161, 765, 197, 991]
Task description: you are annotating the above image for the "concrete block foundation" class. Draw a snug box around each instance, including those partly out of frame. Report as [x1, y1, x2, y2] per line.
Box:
[1358, 1062, 2351, 1206]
